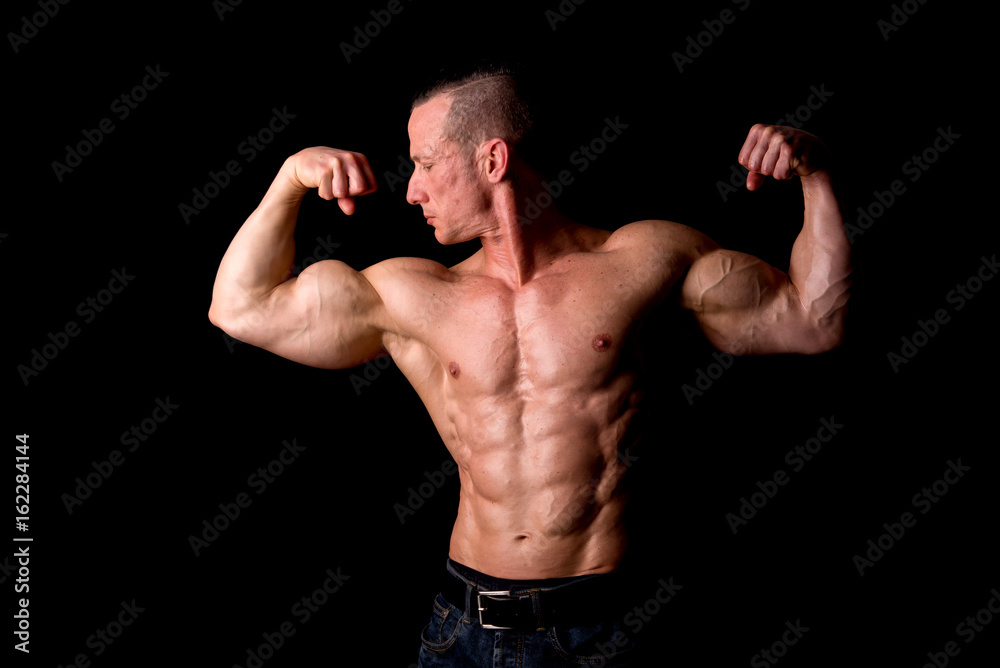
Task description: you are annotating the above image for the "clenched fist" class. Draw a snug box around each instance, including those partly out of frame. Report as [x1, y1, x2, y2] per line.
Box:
[287, 147, 378, 215]
[738, 125, 831, 191]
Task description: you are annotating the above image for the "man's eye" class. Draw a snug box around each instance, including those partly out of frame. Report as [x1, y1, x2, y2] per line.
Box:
[422, 165, 433, 172]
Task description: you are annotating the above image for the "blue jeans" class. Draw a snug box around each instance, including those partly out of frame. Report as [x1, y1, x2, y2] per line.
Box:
[417, 560, 640, 667]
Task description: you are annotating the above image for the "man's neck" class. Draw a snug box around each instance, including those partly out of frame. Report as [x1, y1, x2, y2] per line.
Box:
[476, 180, 584, 288]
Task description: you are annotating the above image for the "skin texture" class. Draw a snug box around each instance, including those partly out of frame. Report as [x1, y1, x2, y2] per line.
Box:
[209, 95, 852, 579]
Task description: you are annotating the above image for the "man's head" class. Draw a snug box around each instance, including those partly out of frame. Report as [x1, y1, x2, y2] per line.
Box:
[406, 66, 538, 244]
[411, 66, 534, 165]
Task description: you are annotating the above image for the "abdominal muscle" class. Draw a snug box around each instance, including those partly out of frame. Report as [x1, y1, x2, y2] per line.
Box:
[443, 384, 638, 580]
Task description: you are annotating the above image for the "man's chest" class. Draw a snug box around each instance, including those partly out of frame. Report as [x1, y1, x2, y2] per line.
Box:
[395, 253, 682, 393]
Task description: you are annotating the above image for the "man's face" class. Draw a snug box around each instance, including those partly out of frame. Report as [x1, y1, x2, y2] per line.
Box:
[406, 95, 492, 244]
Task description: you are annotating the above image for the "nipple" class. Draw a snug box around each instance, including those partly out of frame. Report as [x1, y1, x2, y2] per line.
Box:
[449, 361, 461, 378]
[592, 334, 613, 352]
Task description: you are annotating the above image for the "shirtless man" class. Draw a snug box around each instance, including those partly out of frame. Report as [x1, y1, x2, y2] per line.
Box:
[208, 68, 851, 666]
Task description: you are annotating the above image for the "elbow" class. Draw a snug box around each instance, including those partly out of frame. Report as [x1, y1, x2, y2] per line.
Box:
[800, 284, 851, 354]
[207, 282, 247, 335]
[208, 302, 220, 328]
[208, 294, 270, 347]
[208, 300, 225, 330]
[208, 279, 228, 329]
[801, 314, 847, 354]
[208, 299, 240, 338]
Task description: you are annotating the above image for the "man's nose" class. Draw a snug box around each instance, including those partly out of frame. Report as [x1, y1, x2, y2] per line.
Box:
[405, 173, 424, 205]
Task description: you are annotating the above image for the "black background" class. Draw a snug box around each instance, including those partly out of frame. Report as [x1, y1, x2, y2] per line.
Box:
[6, 0, 995, 666]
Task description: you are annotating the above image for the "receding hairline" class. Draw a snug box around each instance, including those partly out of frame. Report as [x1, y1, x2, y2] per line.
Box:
[408, 66, 537, 169]
[408, 95, 459, 163]
[410, 85, 454, 113]
[408, 89, 454, 122]
[410, 69, 517, 111]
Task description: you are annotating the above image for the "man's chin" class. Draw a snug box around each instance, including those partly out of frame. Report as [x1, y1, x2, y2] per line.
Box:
[433, 227, 473, 246]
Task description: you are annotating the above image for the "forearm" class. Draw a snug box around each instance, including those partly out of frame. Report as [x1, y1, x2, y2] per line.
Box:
[210, 159, 308, 321]
[787, 168, 852, 334]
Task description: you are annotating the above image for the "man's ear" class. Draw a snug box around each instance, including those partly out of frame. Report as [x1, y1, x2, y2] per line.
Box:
[482, 138, 509, 183]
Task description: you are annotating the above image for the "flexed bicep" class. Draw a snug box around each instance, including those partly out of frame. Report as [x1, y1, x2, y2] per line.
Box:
[223, 259, 389, 370]
[681, 249, 822, 355]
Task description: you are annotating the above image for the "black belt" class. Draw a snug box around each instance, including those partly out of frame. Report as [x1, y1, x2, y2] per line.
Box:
[440, 568, 631, 631]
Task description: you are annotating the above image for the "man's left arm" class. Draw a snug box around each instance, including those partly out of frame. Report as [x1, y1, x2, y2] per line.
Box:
[680, 124, 853, 355]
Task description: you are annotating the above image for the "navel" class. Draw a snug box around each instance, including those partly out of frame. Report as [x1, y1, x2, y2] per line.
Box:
[592, 333, 613, 352]
[449, 361, 460, 378]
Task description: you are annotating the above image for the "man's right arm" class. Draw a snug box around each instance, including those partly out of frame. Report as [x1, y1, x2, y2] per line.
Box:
[208, 147, 390, 369]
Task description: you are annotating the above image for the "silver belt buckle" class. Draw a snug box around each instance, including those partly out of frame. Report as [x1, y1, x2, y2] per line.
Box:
[477, 589, 513, 630]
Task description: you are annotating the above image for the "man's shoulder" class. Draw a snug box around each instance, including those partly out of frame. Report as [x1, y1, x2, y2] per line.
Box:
[361, 255, 454, 282]
[359, 253, 477, 299]
[603, 220, 720, 258]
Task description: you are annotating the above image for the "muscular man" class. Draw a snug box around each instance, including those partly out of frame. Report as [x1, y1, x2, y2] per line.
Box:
[209, 68, 851, 665]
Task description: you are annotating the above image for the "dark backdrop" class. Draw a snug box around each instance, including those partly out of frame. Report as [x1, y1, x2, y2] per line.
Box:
[7, 1, 995, 666]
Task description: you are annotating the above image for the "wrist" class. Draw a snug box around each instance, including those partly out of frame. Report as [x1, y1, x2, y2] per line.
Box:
[260, 157, 309, 209]
[800, 167, 832, 187]
[800, 168, 837, 201]
[279, 155, 310, 193]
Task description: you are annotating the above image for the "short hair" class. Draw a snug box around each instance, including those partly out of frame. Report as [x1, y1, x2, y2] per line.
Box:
[411, 64, 535, 163]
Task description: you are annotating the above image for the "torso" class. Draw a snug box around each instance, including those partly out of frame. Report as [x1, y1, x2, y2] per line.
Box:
[378, 220, 696, 579]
